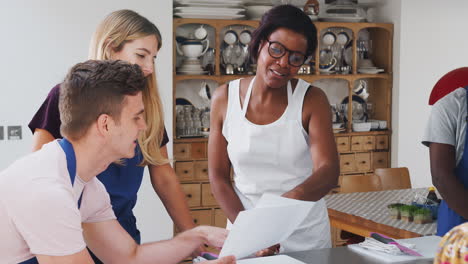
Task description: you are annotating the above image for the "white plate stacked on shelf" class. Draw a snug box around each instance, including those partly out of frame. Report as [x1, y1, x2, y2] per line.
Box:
[244, 4, 273, 20]
[358, 67, 384, 74]
[174, 0, 245, 19]
[357, 59, 384, 74]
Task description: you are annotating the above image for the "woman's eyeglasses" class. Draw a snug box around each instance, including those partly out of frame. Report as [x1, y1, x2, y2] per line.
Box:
[267, 40, 309, 67]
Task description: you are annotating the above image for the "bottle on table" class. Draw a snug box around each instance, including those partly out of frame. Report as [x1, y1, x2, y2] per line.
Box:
[426, 186, 440, 205]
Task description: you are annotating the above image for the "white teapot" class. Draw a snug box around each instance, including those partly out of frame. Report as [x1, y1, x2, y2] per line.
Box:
[176, 38, 210, 60]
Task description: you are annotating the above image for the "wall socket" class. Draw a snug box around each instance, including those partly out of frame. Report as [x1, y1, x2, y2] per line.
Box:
[7, 126, 22, 140]
[0, 126, 3, 140]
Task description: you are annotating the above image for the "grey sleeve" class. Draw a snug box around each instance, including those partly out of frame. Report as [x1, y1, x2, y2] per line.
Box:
[422, 97, 458, 147]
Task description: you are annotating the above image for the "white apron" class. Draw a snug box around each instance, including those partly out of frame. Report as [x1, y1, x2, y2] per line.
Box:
[222, 77, 331, 252]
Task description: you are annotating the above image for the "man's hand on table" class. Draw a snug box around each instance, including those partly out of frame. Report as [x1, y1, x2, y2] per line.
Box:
[255, 244, 280, 257]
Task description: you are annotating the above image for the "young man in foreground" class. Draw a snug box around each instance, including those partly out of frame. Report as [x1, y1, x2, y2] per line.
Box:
[0, 60, 235, 264]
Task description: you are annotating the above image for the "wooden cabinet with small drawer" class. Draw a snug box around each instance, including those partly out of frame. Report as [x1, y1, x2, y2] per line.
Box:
[375, 135, 389, 150]
[351, 136, 375, 151]
[336, 137, 350, 152]
[191, 142, 207, 159]
[214, 208, 227, 228]
[174, 161, 194, 181]
[202, 183, 218, 206]
[190, 209, 212, 226]
[174, 143, 191, 160]
[174, 142, 207, 161]
[339, 154, 355, 173]
[175, 209, 212, 234]
[340, 152, 372, 173]
[194, 161, 209, 180]
[373, 151, 389, 169]
[355, 153, 371, 172]
[181, 184, 201, 207]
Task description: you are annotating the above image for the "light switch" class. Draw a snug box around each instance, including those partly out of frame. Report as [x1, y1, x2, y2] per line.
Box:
[7, 126, 22, 140]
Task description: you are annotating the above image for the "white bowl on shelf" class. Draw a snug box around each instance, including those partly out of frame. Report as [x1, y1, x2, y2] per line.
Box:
[368, 119, 380, 130]
[368, 119, 387, 129]
[378, 120, 387, 129]
[352, 122, 371, 132]
[245, 5, 272, 20]
[332, 123, 343, 129]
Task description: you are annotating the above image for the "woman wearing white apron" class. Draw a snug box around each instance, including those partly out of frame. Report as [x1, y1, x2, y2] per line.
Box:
[209, 5, 339, 254]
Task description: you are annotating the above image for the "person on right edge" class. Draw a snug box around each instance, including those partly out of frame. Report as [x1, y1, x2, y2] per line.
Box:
[422, 67, 468, 236]
[208, 4, 339, 255]
[434, 222, 468, 264]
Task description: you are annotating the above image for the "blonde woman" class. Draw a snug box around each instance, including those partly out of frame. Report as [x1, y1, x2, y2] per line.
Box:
[28, 9, 197, 263]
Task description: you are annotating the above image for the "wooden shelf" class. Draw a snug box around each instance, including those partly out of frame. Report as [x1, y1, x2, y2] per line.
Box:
[174, 73, 391, 84]
[174, 130, 391, 143]
[174, 137, 208, 143]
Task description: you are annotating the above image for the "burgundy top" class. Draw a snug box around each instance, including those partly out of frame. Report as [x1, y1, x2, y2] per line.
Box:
[28, 83, 169, 146]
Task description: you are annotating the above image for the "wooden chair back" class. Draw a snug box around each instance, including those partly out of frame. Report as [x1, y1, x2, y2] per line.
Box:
[374, 167, 412, 190]
[339, 174, 382, 193]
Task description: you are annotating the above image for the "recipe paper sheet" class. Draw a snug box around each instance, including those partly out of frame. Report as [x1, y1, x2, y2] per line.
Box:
[219, 194, 316, 259]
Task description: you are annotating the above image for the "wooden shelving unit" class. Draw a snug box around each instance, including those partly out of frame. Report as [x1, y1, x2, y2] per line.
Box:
[172, 18, 393, 248]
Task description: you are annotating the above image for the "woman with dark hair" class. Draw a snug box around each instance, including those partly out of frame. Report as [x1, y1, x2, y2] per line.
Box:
[209, 4, 339, 253]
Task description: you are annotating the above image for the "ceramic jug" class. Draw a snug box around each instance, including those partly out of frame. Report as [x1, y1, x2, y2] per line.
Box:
[176, 38, 210, 59]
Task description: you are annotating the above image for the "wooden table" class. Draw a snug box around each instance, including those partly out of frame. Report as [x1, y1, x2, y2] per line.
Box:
[324, 188, 437, 239]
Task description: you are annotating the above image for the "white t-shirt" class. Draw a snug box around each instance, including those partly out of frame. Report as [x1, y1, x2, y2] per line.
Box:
[0, 140, 116, 263]
[422, 87, 467, 165]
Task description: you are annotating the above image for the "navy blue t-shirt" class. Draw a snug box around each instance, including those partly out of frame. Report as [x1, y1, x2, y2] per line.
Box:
[29, 83, 169, 242]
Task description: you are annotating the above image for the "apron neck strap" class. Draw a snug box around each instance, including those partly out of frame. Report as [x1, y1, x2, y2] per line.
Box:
[242, 77, 292, 117]
[58, 138, 83, 208]
[58, 138, 77, 184]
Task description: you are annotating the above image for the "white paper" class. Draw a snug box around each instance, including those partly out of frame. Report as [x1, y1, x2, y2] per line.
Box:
[348, 236, 441, 263]
[237, 255, 306, 264]
[219, 194, 316, 259]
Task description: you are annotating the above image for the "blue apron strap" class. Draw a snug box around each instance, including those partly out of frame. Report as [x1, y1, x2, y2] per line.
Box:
[18, 139, 84, 264]
[58, 138, 83, 208]
[18, 258, 39, 264]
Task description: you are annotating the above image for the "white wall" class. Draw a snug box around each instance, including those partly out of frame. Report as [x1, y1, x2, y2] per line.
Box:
[0, 0, 174, 242]
[391, 0, 468, 188]
[367, 0, 468, 188]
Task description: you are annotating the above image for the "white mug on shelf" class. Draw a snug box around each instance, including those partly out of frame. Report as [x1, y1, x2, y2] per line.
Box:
[322, 31, 336, 46]
[319, 57, 337, 72]
[194, 25, 207, 40]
